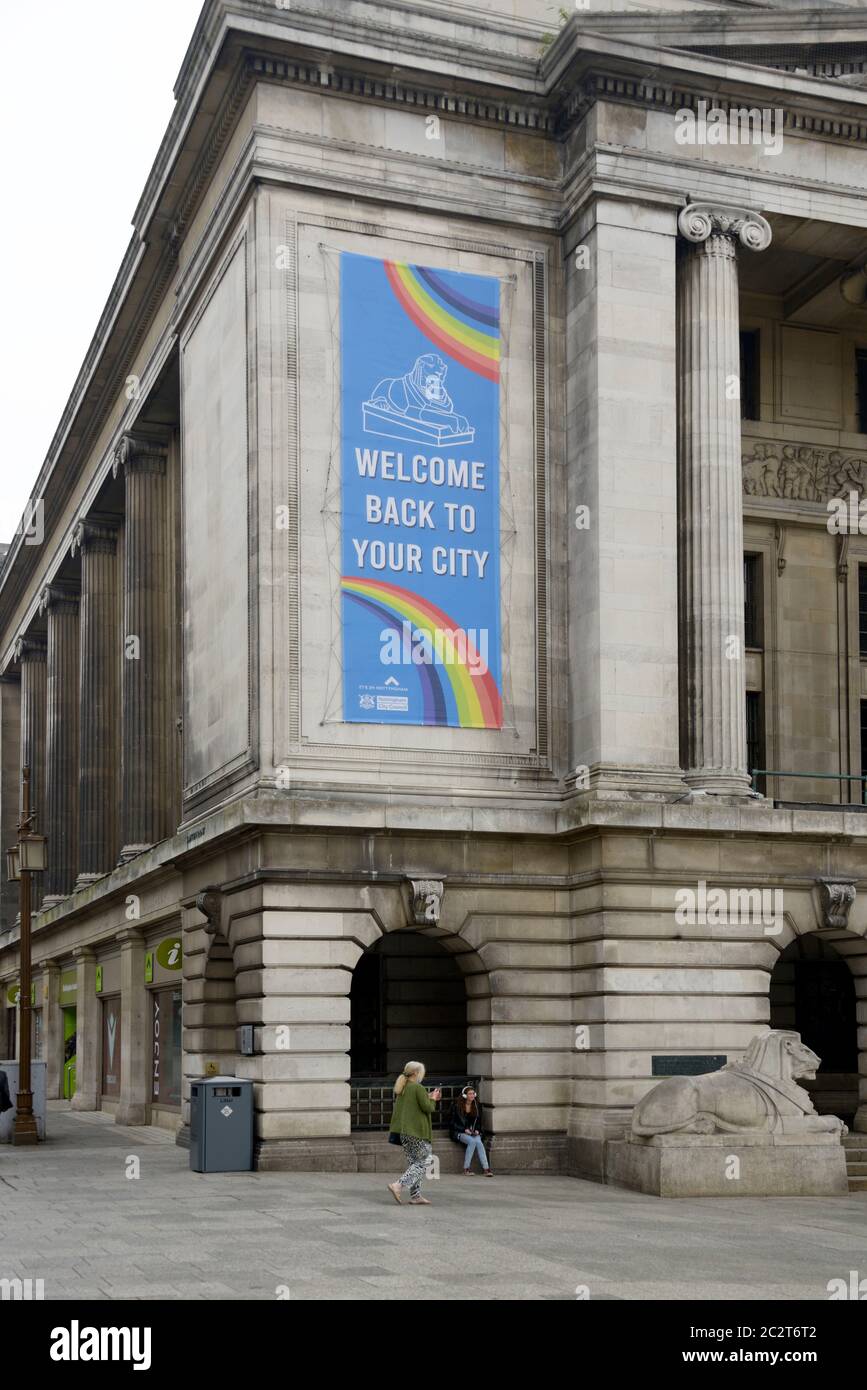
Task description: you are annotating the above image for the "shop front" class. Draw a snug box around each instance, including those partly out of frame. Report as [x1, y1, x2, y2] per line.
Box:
[146, 933, 183, 1129]
[59, 968, 77, 1099]
[96, 958, 122, 1109]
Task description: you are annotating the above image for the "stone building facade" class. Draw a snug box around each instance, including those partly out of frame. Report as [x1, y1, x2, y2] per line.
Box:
[2, 0, 867, 1180]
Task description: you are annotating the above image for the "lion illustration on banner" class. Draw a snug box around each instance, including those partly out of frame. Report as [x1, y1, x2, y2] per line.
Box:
[362, 353, 475, 446]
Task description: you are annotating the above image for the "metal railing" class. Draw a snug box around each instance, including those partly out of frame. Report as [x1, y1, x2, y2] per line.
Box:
[350, 1075, 478, 1131]
[751, 769, 867, 805]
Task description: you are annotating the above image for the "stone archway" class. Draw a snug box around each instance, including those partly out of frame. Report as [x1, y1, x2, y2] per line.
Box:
[351, 930, 468, 1077]
[348, 921, 491, 1140]
[770, 930, 863, 1129]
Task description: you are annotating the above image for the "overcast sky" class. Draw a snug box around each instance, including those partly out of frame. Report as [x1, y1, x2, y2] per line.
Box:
[0, 0, 205, 543]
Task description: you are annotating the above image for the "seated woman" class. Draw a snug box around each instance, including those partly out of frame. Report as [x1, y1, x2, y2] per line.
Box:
[450, 1085, 492, 1175]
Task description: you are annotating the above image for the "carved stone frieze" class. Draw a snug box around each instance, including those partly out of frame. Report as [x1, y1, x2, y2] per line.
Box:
[742, 437, 867, 504]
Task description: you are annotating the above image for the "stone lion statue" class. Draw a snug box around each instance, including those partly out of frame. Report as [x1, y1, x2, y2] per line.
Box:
[632, 1031, 846, 1138]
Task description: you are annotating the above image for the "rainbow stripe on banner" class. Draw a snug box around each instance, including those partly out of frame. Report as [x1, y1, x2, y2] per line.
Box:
[384, 262, 500, 382]
[341, 576, 503, 729]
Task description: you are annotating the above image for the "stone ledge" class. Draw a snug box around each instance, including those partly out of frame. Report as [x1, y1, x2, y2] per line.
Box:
[633, 1131, 847, 1149]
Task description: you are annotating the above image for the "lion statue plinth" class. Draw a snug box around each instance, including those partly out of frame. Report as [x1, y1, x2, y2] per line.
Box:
[632, 1031, 847, 1140]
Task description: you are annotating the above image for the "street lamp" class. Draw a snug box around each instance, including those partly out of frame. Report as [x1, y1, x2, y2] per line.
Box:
[7, 765, 47, 1145]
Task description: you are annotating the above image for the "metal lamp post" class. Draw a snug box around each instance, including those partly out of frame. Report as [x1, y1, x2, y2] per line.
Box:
[6, 765, 47, 1145]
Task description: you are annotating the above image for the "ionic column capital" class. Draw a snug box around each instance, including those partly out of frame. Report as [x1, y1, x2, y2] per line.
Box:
[678, 202, 772, 255]
[112, 432, 168, 479]
[39, 584, 79, 618]
[14, 635, 47, 664]
[71, 515, 120, 558]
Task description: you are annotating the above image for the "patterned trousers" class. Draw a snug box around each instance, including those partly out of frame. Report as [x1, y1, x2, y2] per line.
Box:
[398, 1135, 432, 1198]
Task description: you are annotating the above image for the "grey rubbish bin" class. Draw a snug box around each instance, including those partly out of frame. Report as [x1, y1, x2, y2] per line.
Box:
[189, 1076, 254, 1173]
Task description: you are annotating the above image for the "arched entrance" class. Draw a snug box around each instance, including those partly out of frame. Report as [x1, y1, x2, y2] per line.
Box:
[349, 928, 486, 1132]
[770, 933, 859, 1126]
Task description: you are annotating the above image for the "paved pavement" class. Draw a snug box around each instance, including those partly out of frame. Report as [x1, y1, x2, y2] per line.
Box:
[2, 1107, 865, 1301]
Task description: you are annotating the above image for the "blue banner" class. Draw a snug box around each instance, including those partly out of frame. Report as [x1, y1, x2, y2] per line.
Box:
[340, 252, 502, 728]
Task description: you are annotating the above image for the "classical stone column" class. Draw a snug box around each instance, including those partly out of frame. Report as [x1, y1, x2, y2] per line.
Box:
[0, 675, 21, 930]
[70, 946, 98, 1111]
[71, 518, 121, 886]
[39, 585, 80, 903]
[113, 434, 174, 863]
[116, 927, 148, 1126]
[15, 636, 47, 908]
[677, 203, 772, 794]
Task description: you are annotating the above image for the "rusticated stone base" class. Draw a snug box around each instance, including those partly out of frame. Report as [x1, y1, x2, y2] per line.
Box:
[255, 1137, 359, 1172]
[243, 1132, 567, 1174]
[487, 1133, 566, 1174]
[606, 1133, 849, 1198]
[564, 1135, 607, 1183]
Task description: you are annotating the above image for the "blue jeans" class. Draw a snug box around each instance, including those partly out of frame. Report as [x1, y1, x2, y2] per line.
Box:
[458, 1132, 489, 1170]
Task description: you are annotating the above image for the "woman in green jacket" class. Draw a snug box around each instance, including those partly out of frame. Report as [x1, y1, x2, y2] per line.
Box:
[387, 1061, 441, 1205]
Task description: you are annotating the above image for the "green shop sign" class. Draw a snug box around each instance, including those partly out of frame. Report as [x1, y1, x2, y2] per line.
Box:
[95, 965, 103, 994]
[60, 970, 77, 1001]
[156, 937, 183, 971]
[144, 951, 153, 984]
[6, 983, 38, 1005]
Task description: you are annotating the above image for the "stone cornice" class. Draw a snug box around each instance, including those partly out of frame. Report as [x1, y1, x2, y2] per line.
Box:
[245, 50, 552, 134]
[562, 6, 867, 54]
[553, 67, 867, 142]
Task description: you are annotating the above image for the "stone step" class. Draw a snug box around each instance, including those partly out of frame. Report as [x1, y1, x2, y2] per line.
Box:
[846, 1162, 867, 1176]
[847, 1177, 867, 1192]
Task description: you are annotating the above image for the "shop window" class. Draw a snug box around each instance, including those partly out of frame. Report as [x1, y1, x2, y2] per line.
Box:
[744, 554, 763, 649]
[739, 330, 760, 421]
[859, 566, 867, 659]
[101, 997, 121, 1098]
[151, 988, 182, 1107]
[5, 1007, 15, 1060]
[746, 691, 765, 794]
[857, 349, 867, 435]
